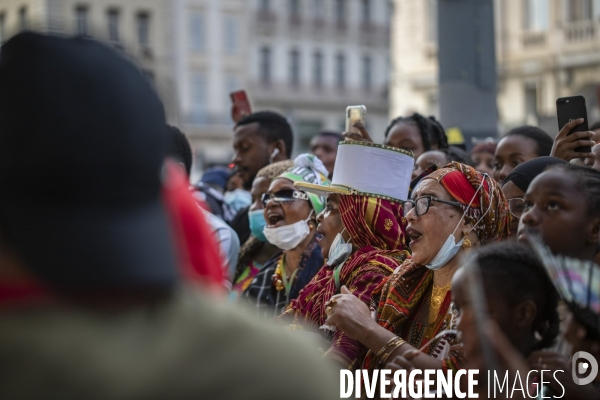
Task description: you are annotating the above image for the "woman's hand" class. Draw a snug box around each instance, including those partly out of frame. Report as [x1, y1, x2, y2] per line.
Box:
[550, 118, 595, 161]
[342, 122, 374, 143]
[325, 285, 378, 342]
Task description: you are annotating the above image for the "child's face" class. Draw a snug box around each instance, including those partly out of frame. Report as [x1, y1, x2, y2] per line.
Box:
[518, 169, 598, 260]
[453, 268, 522, 358]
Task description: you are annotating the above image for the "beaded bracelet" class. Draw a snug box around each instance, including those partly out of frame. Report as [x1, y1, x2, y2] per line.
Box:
[375, 336, 406, 368]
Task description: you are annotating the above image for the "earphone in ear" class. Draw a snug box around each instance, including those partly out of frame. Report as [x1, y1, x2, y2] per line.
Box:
[271, 148, 280, 159]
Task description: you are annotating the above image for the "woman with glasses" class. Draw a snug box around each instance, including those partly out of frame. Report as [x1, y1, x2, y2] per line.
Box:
[502, 157, 567, 238]
[325, 162, 510, 373]
[242, 154, 329, 318]
[230, 160, 293, 299]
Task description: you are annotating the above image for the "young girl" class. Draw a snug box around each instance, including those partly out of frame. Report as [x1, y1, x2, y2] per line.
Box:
[518, 163, 600, 262]
[452, 241, 560, 398]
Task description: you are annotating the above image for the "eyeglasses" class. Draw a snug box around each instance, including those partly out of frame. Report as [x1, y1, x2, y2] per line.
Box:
[261, 189, 309, 206]
[403, 196, 463, 217]
[507, 198, 525, 218]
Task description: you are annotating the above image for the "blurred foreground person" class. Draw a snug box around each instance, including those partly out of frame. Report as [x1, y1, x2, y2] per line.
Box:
[166, 126, 240, 282]
[0, 33, 337, 399]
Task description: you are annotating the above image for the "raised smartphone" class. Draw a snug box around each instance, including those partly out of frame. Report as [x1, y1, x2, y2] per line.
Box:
[345, 105, 366, 134]
[556, 95, 590, 153]
[230, 90, 252, 122]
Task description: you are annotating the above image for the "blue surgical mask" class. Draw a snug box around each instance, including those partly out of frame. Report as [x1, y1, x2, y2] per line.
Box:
[426, 235, 465, 270]
[426, 174, 492, 271]
[224, 189, 252, 213]
[327, 228, 353, 267]
[248, 209, 267, 242]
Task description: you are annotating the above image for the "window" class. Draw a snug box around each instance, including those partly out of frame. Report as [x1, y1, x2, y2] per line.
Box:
[0, 13, 5, 44]
[137, 12, 150, 47]
[362, 56, 372, 91]
[523, 0, 549, 30]
[107, 9, 120, 42]
[361, 0, 371, 23]
[524, 84, 539, 123]
[334, 0, 345, 21]
[190, 13, 205, 51]
[289, 0, 300, 17]
[224, 17, 238, 54]
[75, 7, 89, 36]
[289, 49, 301, 86]
[192, 74, 207, 123]
[567, 0, 593, 22]
[260, 0, 271, 11]
[260, 46, 271, 84]
[428, 0, 437, 42]
[335, 53, 345, 89]
[312, 0, 324, 18]
[313, 51, 323, 88]
[19, 7, 27, 31]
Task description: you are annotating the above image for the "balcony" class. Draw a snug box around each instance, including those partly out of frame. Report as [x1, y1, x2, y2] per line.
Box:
[521, 31, 547, 49]
[564, 20, 597, 43]
[247, 81, 388, 112]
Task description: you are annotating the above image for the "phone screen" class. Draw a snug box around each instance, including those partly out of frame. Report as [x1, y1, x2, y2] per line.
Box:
[556, 95, 590, 153]
[345, 105, 366, 134]
[230, 90, 252, 122]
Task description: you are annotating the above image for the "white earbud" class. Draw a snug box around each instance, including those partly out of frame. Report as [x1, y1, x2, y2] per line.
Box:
[270, 148, 280, 163]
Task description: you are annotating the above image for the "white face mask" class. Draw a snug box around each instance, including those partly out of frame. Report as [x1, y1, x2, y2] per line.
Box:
[264, 211, 313, 251]
[426, 175, 492, 271]
[327, 228, 353, 267]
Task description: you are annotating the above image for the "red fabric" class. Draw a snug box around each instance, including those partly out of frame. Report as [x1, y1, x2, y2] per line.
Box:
[434, 169, 487, 208]
[161, 162, 226, 291]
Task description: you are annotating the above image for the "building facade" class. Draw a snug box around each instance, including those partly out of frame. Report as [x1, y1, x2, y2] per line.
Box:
[0, 0, 392, 174]
[391, 0, 600, 137]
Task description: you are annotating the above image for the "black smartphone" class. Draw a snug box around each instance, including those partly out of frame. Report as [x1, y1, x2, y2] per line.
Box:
[556, 95, 590, 153]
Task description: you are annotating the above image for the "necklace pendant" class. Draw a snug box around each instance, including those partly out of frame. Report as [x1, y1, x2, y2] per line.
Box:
[274, 279, 285, 291]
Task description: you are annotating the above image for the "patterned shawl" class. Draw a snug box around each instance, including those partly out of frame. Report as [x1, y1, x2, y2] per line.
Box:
[363, 162, 510, 370]
[279, 195, 409, 369]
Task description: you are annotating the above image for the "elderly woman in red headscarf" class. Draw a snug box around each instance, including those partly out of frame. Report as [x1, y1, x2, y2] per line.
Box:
[325, 162, 510, 372]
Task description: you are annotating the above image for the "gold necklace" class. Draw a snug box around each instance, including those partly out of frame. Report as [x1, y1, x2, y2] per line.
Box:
[428, 282, 451, 326]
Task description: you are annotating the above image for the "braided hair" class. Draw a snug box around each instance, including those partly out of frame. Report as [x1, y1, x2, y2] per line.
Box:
[472, 241, 560, 353]
[384, 113, 449, 151]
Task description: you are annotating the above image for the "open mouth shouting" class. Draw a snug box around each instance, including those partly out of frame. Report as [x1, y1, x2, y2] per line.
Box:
[267, 210, 286, 228]
[406, 227, 423, 247]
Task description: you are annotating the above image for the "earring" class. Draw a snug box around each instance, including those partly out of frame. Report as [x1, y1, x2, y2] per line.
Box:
[462, 237, 472, 249]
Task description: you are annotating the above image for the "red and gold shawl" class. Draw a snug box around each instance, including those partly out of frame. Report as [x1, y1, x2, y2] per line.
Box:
[279, 195, 409, 369]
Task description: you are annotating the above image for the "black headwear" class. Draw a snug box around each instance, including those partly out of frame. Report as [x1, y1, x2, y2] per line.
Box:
[503, 157, 567, 192]
[0, 33, 177, 290]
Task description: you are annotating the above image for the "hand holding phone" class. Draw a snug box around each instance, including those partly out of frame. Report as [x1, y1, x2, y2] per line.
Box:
[552, 96, 595, 161]
[230, 90, 252, 123]
[342, 105, 374, 142]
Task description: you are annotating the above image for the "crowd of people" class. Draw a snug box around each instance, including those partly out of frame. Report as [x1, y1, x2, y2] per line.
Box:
[1, 31, 600, 399]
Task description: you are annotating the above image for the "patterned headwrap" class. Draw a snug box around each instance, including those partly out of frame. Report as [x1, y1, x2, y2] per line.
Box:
[277, 154, 330, 214]
[279, 195, 409, 369]
[340, 195, 406, 251]
[423, 162, 510, 243]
